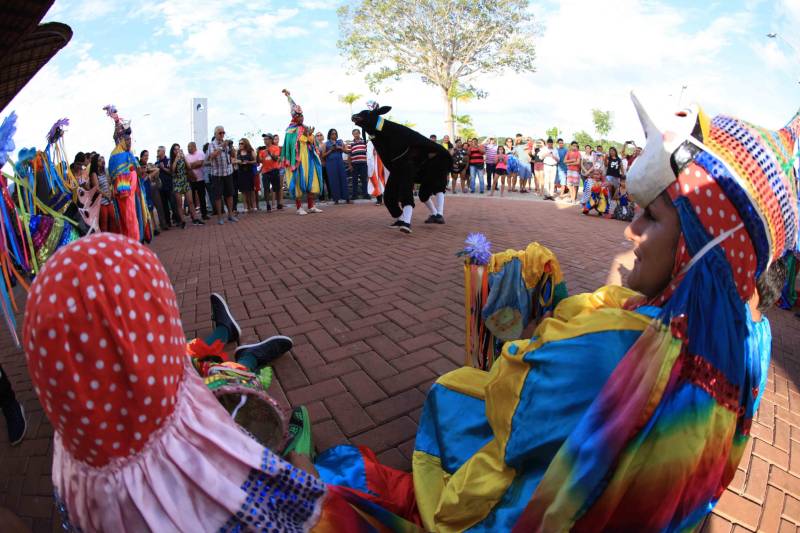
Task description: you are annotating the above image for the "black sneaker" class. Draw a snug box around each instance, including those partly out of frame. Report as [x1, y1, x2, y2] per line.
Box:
[424, 215, 438, 224]
[235, 336, 294, 370]
[434, 214, 445, 224]
[3, 400, 26, 446]
[210, 293, 241, 345]
[398, 221, 412, 234]
[389, 219, 404, 228]
[192, 219, 204, 226]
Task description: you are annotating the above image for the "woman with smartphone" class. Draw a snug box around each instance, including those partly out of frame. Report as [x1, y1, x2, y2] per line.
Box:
[321, 129, 350, 204]
[233, 138, 258, 213]
[170, 143, 203, 227]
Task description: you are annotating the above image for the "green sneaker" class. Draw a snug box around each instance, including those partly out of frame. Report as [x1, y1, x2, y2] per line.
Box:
[282, 406, 313, 459]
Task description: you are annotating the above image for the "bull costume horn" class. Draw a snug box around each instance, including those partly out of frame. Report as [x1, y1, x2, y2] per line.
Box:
[627, 92, 701, 207]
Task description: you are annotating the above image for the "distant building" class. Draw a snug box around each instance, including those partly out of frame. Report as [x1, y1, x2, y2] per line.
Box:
[190, 98, 208, 144]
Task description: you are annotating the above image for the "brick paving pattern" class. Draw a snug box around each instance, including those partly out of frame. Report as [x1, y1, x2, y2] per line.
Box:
[0, 195, 797, 531]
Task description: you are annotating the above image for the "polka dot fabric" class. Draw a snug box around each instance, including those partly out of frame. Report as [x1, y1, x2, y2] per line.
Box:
[23, 233, 186, 467]
[704, 112, 800, 265]
[666, 162, 757, 302]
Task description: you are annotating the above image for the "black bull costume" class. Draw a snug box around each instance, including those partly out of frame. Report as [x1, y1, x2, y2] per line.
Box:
[352, 105, 451, 220]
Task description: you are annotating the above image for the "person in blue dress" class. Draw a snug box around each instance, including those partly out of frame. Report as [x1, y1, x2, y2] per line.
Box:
[321, 129, 350, 204]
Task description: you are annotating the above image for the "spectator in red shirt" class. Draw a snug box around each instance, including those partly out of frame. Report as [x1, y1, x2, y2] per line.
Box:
[467, 138, 486, 193]
[564, 141, 582, 203]
[258, 133, 283, 211]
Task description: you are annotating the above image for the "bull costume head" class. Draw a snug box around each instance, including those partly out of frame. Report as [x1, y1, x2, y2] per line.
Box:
[351, 100, 392, 136]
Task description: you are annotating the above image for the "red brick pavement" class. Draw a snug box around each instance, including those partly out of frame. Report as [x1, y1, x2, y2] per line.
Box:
[0, 195, 797, 531]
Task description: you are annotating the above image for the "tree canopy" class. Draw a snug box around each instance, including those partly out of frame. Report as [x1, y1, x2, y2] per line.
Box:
[592, 109, 613, 138]
[338, 0, 536, 138]
[339, 92, 362, 115]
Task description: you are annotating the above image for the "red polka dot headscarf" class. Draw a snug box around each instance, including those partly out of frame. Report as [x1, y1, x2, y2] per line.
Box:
[23, 233, 186, 467]
[627, 94, 799, 302]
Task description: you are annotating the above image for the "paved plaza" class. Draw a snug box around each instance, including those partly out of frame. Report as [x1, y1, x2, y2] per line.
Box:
[0, 195, 797, 532]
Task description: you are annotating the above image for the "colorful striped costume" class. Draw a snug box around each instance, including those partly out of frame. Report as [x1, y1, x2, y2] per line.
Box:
[280, 91, 323, 200]
[315, 97, 799, 531]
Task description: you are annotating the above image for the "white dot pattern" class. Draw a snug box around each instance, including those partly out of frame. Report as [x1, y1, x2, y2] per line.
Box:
[21, 233, 186, 467]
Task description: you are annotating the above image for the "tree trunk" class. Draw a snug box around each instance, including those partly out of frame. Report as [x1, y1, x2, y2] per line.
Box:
[442, 86, 455, 141]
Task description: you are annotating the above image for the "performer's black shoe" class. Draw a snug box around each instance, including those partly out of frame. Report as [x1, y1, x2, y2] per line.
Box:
[3, 400, 26, 446]
[398, 221, 412, 233]
[235, 336, 293, 370]
[210, 293, 241, 345]
[434, 214, 445, 224]
[424, 215, 438, 224]
[389, 219, 404, 228]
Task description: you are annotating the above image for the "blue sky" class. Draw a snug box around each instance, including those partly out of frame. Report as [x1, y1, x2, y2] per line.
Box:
[4, 0, 800, 157]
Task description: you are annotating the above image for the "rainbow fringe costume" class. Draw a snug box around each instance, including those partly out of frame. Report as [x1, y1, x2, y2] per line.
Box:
[282, 123, 323, 199]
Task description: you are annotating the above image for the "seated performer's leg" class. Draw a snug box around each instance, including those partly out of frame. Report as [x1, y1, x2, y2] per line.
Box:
[206, 293, 293, 371]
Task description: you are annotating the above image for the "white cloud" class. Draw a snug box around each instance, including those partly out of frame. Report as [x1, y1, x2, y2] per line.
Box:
[10, 0, 800, 161]
[45, 0, 116, 21]
[298, 0, 334, 9]
[752, 40, 790, 70]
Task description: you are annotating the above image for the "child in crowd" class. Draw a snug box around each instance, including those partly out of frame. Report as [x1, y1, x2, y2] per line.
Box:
[611, 181, 635, 221]
[582, 176, 609, 216]
[493, 146, 508, 197]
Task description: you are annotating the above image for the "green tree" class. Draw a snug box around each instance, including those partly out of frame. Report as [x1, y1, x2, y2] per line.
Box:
[592, 109, 613, 138]
[338, 0, 536, 140]
[573, 130, 594, 147]
[339, 92, 362, 115]
[545, 126, 560, 140]
[455, 113, 475, 140]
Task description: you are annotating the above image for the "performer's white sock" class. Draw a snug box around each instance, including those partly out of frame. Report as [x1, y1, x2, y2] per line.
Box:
[401, 205, 413, 224]
[435, 192, 445, 216]
[425, 198, 437, 215]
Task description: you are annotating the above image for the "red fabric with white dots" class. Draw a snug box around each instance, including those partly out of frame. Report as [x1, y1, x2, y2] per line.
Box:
[23, 233, 186, 467]
[660, 161, 757, 304]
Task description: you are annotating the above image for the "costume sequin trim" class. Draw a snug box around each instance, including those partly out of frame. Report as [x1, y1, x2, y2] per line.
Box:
[54, 489, 83, 533]
[219, 449, 326, 533]
[678, 353, 742, 415]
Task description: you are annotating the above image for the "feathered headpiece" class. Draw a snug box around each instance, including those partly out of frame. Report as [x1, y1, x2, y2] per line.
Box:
[46, 118, 69, 145]
[0, 112, 17, 167]
[103, 104, 131, 144]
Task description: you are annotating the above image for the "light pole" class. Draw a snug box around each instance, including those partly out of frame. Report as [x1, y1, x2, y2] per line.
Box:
[677, 85, 688, 107]
[239, 112, 261, 139]
[766, 33, 800, 85]
[767, 32, 800, 56]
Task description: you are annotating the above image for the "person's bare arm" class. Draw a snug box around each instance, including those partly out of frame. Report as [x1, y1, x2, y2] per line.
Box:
[287, 452, 319, 477]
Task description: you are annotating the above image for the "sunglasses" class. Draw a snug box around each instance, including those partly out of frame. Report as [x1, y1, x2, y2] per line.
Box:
[217, 131, 225, 135]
